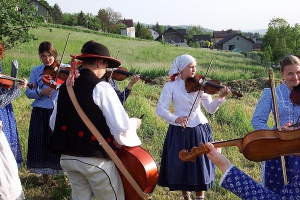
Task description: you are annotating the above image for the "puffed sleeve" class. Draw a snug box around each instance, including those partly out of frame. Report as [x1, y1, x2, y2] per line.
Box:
[156, 82, 179, 124]
[251, 88, 272, 130]
[93, 82, 141, 147]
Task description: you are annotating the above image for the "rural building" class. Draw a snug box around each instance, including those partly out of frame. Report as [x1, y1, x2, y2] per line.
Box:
[155, 28, 188, 46]
[213, 30, 239, 44]
[119, 18, 135, 38]
[252, 37, 263, 51]
[149, 29, 160, 40]
[22, 0, 49, 21]
[216, 33, 254, 52]
[193, 34, 212, 47]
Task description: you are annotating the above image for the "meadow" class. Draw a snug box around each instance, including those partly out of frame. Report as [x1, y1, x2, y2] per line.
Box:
[2, 27, 281, 199]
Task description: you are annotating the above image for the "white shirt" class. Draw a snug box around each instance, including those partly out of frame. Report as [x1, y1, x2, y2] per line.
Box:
[156, 78, 225, 127]
[50, 81, 141, 147]
[0, 130, 23, 200]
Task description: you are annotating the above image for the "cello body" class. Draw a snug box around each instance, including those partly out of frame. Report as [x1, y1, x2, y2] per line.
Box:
[117, 146, 158, 200]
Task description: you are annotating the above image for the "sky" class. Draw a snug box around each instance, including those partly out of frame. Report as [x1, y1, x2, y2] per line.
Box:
[45, 0, 300, 31]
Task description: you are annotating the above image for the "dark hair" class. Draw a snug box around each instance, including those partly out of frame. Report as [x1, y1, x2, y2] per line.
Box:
[280, 55, 300, 72]
[38, 41, 58, 59]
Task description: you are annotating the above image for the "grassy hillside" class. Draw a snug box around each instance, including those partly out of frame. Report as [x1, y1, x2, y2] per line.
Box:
[2, 27, 279, 199]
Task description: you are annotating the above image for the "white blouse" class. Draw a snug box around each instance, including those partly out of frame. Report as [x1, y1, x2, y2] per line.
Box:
[156, 78, 225, 127]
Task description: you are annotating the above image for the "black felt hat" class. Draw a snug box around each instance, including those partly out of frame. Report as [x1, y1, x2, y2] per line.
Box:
[75, 41, 121, 68]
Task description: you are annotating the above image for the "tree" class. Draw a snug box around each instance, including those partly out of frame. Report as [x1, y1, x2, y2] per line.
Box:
[97, 7, 122, 33]
[262, 18, 295, 63]
[152, 22, 164, 35]
[49, 3, 63, 24]
[62, 13, 77, 26]
[0, 0, 44, 49]
[98, 9, 109, 32]
[77, 11, 86, 26]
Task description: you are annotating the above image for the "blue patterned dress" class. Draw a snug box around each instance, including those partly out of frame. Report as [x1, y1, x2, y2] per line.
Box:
[251, 82, 300, 194]
[221, 165, 300, 199]
[0, 63, 23, 167]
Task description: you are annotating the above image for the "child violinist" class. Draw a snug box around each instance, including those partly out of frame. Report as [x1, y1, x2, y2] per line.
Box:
[156, 54, 230, 200]
[25, 41, 70, 185]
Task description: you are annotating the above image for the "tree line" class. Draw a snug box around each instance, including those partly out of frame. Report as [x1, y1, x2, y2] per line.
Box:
[2, 1, 300, 65]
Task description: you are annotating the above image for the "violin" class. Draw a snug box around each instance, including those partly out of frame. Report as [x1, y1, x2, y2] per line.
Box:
[42, 33, 71, 90]
[104, 67, 152, 84]
[179, 128, 300, 162]
[0, 74, 34, 89]
[42, 61, 71, 90]
[185, 74, 243, 98]
[290, 84, 300, 105]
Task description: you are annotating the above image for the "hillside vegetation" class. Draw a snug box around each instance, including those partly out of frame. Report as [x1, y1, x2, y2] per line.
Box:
[2, 27, 280, 199]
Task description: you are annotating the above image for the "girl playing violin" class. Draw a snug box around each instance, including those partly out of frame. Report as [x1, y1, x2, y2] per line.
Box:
[25, 41, 70, 185]
[156, 54, 230, 200]
[251, 55, 300, 193]
[0, 46, 28, 170]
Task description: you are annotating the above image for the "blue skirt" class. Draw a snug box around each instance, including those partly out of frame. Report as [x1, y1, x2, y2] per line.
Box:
[0, 103, 23, 165]
[27, 107, 63, 175]
[158, 123, 215, 191]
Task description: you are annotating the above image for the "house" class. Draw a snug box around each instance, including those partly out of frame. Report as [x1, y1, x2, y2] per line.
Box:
[252, 37, 263, 51]
[155, 28, 188, 46]
[22, 0, 49, 21]
[216, 33, 254, 52]
[193, 34, 212, 47]
[213, 30, 239, 44]
[119, 18, 135, 38]
[148, 29, 160, 40]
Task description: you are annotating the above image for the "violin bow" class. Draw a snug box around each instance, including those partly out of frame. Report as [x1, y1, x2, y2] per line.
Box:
[269, 69, 287, 184]
[54, 33, 71, 81]
[106, 51, 120, 81]
[186, 58, 214, 118]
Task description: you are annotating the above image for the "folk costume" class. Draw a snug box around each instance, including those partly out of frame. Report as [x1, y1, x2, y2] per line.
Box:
[0, 129, 25, 200]
[156, 55, 226, 191]
[220, 165, 300, 199]
[49, 42, 141, 200]
[0, 63, 23, 167]
[25, 62, 69, 175]
[106, 78, 131, 105]
[251, 83, 300, 194]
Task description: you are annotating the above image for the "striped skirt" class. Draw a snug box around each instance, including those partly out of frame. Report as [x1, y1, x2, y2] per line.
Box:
[27, 107, 63, 175]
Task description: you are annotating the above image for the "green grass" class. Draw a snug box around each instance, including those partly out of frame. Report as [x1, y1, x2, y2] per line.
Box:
[1, 26, 278, 199]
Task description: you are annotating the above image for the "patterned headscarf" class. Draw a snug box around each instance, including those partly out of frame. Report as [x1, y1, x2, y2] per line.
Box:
[168, 54, 196, 81]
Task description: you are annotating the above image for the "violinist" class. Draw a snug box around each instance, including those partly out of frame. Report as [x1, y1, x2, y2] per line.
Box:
[80, 40, 140, 104]
[0, 44, 28, 169]
[156, 54, 230, 200]
[251, 55, 300, 194]
[205, 142, 300, 199]
[25, 41, 69, 185]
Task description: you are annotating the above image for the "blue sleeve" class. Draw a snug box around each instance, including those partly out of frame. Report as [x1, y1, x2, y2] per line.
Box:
[251, 88, 272, 130]
[25, 66, 43, 99]
[221, 166, 278, 199]
[0, 87, 22, 108]
[109, 79, 131, 105]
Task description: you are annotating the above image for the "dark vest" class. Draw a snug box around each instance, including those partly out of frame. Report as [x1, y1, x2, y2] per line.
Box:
[49, 69, 115, 158]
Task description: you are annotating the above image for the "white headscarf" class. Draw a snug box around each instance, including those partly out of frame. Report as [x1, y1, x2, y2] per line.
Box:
[168, 55, 196, 78]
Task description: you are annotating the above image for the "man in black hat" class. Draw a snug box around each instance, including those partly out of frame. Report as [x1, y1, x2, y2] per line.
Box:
[49, 41, 142, 200]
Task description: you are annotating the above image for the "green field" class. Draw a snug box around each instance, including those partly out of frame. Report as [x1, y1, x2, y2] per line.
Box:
[2, 27, 280, 199]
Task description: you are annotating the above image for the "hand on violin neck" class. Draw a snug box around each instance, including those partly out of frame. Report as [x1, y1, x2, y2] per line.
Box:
[16, 78, 28, 89]
[127, 74, 140, 90]
[218, 86, 231, 99]
[205, 142, 232, 174]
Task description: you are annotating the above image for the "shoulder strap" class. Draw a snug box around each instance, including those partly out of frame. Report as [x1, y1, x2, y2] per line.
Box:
[66, 85, 150, 199]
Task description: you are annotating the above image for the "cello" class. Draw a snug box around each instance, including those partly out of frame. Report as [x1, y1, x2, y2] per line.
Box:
[117, 146, 159, 200]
